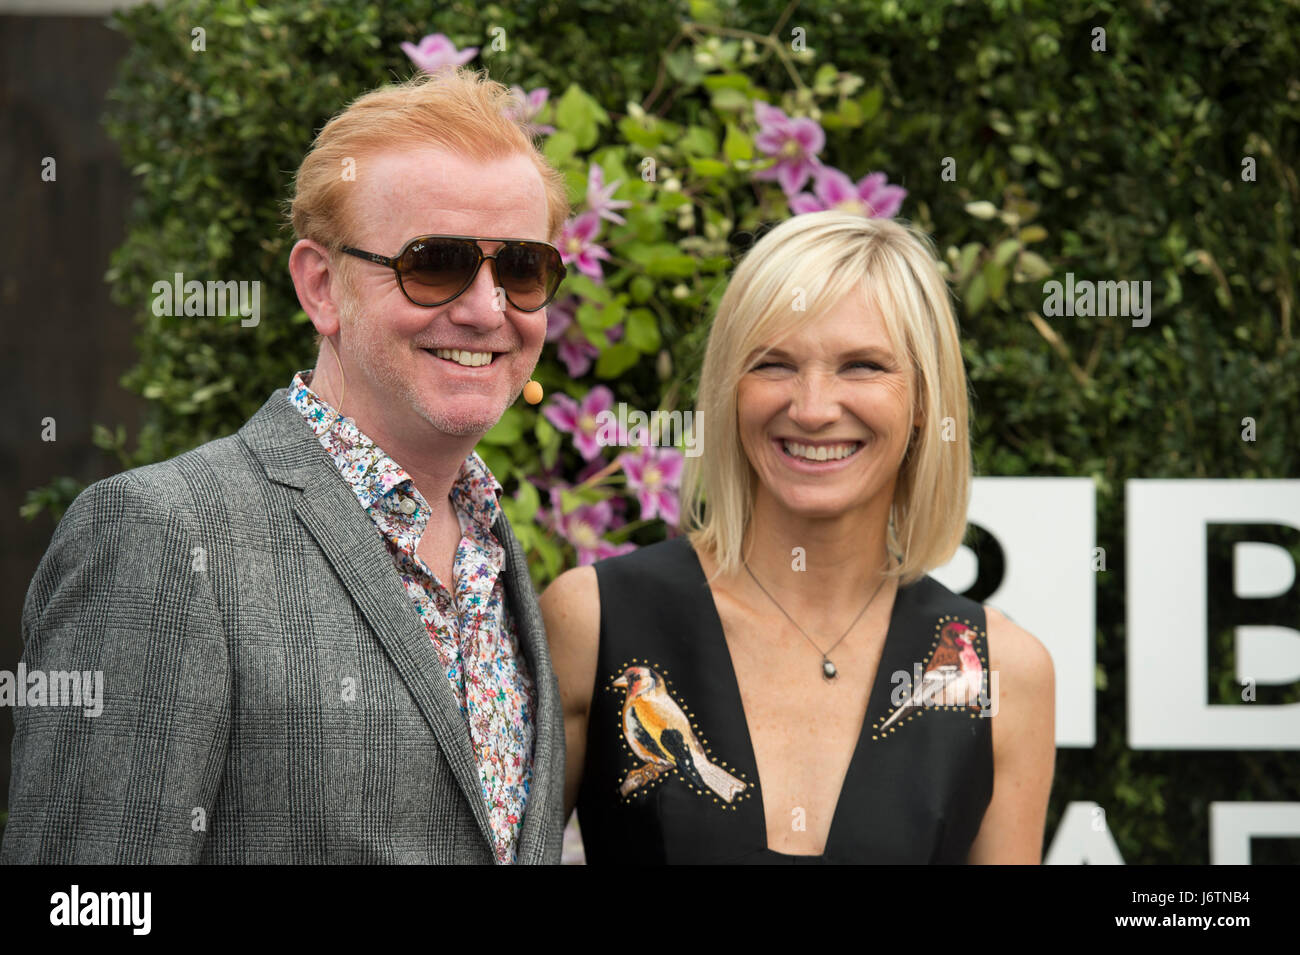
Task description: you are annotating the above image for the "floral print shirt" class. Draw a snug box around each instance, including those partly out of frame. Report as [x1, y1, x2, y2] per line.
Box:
[288, 370, 535, 864]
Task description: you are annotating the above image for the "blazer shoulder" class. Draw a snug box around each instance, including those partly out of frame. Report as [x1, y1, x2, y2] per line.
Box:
[50, 431, 265, 561]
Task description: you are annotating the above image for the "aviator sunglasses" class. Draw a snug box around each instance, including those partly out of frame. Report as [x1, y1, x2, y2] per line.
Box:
[339, 234, 567, 312]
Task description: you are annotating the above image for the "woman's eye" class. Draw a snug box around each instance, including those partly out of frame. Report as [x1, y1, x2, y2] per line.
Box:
[750, 361, 789, 371]
[848, 361, 884, 371]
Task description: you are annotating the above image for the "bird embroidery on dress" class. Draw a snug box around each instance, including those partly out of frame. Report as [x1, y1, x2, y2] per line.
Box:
[877, 621, 984, 733]
[611, 665, 747, 802]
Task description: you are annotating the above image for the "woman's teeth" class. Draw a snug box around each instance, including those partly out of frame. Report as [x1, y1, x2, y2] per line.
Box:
[782, 440, 861, 462]
[431, 348, 494, 367]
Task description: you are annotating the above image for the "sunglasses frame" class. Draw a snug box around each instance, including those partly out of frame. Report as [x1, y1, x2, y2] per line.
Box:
[338, 233, 567, 312]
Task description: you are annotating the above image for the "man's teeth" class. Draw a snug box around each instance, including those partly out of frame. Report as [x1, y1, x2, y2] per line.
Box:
[782, 440, 861, 461]
[432, 348, 494, 367]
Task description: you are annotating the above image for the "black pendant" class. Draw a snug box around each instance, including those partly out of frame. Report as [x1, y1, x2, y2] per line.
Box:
[822, 659, 838, 680]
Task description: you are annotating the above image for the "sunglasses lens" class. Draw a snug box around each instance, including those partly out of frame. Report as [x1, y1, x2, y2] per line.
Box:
[398, 238, 479, 304]
[498, 243, 564, 310]
[394, 237, 564, 309]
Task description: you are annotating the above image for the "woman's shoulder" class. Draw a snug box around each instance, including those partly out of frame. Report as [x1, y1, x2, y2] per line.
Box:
[982, 605, 1055, 695]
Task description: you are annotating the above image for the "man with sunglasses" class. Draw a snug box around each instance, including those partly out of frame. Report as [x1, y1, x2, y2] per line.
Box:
[3, 69, 569, 864]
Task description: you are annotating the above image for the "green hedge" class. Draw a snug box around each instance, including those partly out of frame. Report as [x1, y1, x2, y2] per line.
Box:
[22, 0, 1300, 863]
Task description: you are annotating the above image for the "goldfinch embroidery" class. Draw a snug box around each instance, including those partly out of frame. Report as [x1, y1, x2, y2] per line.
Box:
[610, 665, 748, 803]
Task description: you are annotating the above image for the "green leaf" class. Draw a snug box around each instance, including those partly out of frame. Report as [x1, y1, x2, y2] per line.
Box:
[688, 157, 729, 177]
[702, 73, 751, 92]
[964, 200, 998, 220]
[1009, 144, 1035, 164]
[92, 423, 117, 450]
[533, 532, 562, 580]
[481, 406, 525, 445]
[625, 308, 662, 352]
[556, 84, 608, 151]
[595, 342, 641, 378]
[965, 272, 988, 315]
[630, 275, 655, 302]
[1018, 251, 1053, 281]
[476, 445, 511, 481]
[723, 123, 753, 162]
[576, 303, 610, 347]
[191, 378, 233, 404]
[560, 485, 611, 514]
[858, 86, 883, 121]
[982, 259, 1007, 301]
[993, 238, 1021, 268]
[645, 255, 696, 278]
[822, 97, 862, 130]
[813, 63, 838, 93]
[597, 299, 626, 329]
[664, 48, 703, 85]
[563, 273, 610, 303]
[679, 126, 718, 156]
[543, 130, 578, 166]
[618, 117, 662, 152]
[513, 479, 540, 523]
[956, 242, 982, 279]
[710, 88, 750, 111]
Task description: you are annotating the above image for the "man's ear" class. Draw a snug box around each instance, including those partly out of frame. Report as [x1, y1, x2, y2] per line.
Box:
[289, 238, 343, 337]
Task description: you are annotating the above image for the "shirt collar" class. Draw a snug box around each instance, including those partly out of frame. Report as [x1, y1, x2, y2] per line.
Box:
[287, 369, 503, 528]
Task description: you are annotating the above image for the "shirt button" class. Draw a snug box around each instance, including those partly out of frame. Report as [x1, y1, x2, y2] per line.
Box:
[399, 497, 417, 515]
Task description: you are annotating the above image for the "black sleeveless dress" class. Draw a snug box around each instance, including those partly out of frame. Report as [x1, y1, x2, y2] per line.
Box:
[576, 536, 994, 864]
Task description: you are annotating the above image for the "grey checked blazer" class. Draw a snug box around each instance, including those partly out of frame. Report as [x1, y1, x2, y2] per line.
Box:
[1, 389, 565, 863]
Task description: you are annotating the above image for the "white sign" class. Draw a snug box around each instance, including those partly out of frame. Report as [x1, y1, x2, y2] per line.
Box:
[1127, 480, 1300, 749]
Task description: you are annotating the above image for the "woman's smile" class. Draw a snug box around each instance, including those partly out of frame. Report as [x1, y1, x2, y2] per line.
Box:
[772, 436, 866, 472]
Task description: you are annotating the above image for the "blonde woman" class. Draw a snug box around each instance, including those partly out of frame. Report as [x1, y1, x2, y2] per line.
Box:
[540, 211, 1055, 863]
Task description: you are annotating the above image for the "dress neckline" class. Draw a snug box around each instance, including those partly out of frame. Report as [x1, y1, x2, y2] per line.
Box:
[680, 537, 910, 860]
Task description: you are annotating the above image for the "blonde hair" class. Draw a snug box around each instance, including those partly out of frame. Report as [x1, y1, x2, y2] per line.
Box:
[681, 211, 972, 585]
[287, 68, 572, 348]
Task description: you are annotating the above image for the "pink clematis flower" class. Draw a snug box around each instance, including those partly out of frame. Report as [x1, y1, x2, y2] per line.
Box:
[752, 100, 825, 195]
[619, 443, 684, 526]
[540, 484, 636, 565]
[789, 167, 907, 218]
[542, 386, 615, 461]
[586, 165, 632, 225]
[558, 212, 612, 282]
[545, 297, 624, 378]
[556, 500, 638, 565]
[545, 298, 597, 377]
[505, 86, 555, 136]
[401, 33, 478, 74]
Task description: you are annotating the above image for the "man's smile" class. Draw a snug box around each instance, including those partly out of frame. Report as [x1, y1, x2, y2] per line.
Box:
[423, 346, 502, 367]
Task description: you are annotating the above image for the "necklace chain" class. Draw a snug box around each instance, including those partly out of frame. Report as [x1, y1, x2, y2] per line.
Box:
[742, 558, 889, 681]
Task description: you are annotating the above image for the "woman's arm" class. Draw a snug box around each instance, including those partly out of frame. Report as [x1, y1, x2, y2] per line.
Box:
[538, 565, 601, 821]
[966, 606, 1057, 864]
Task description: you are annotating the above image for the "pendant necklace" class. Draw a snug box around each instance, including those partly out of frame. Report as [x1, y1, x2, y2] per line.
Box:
[742, 559, 889, 682]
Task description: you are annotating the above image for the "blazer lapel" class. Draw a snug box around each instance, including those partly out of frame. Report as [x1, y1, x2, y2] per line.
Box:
[241, 391, 497, 854]
[493, 511, 562, 864]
